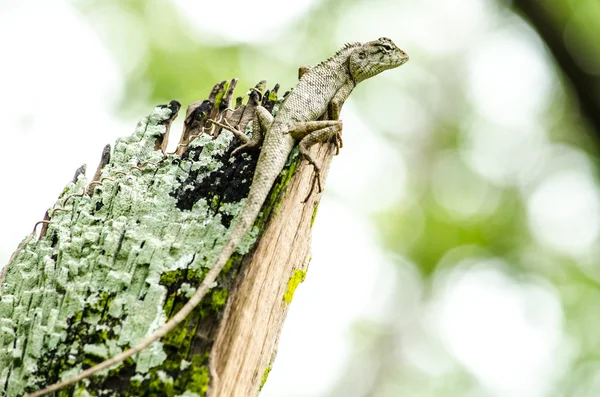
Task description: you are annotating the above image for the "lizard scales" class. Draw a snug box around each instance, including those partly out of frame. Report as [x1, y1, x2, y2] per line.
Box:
[225, 38, 408, 254]
[28, 37, 408, 396]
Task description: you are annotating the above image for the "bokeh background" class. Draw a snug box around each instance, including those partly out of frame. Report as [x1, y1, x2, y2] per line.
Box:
[2, 0, 600, 396]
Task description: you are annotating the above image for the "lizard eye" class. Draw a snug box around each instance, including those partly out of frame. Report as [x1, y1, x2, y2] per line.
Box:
[379, 44, 393, 53]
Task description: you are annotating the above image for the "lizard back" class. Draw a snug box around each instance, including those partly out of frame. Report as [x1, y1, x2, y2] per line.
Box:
[274, 42, 362, 128]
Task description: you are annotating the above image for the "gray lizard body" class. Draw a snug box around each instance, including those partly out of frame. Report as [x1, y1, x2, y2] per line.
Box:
[28, 37, 408, 397]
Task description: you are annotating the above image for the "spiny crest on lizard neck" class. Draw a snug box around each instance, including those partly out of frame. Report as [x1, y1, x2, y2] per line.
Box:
[336, 41, 363, 56]
[311, 42, 362, 70]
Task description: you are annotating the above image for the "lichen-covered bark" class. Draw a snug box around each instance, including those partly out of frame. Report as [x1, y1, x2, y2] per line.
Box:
[0, 80, 317, 396]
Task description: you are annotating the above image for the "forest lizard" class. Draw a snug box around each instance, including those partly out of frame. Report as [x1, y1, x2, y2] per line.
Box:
[28, 37, 409, 396]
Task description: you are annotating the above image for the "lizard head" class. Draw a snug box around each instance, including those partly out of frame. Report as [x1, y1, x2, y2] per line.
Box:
[349, 37, 409, 83]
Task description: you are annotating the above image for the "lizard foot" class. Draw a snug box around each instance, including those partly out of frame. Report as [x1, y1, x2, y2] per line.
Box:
[301, 169, 322, 203]
[333, 131, 343, 155]
[299, 148, 323, 203]
[209, 119, 249, 144]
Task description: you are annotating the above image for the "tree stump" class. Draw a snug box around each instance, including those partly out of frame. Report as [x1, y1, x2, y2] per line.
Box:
[0, 79, 337, 397]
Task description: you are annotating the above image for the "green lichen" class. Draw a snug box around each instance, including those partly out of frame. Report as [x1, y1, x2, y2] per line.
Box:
[0, 85, 299, 395]
[283, 270, 306, 304]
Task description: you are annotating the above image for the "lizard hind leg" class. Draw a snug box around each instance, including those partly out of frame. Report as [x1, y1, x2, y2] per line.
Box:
[231, 106, 274, 156]
[209, 118, 249, 143]
[289, 120, 343, 202]
[211, 106, 274, 157]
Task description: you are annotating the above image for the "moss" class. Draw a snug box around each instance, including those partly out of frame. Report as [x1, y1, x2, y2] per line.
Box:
[184, 355, 210, 394]
[213, 81, 229, 110]
[261, 153, 300, 224]
[126, 374, 145, 396]
[149, 371, 175, 397]
[210, 194, 221, 210]
[123, 352, 209, 396]
[311, 202, 319, 227]
[211, 289, 228, 312]
[268, 90, 278, 102]
[259, 365, 271, 391]
[160, 269, 204, 290]
[221, 255, 236, 274]
[283, 270, 306, 304]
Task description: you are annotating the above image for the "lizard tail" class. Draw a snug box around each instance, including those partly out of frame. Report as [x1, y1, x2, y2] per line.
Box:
[27, 199, 264, 397]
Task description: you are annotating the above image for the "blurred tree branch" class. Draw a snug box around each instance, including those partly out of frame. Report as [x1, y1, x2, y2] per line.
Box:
[513, 0, 600, 143]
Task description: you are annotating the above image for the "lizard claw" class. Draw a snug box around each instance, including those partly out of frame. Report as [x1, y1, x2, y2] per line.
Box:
[301, 170, 322, 203]
[298, 140, 325, 202]
[333, 132, 343, 155]
[300, 159, 323, 203]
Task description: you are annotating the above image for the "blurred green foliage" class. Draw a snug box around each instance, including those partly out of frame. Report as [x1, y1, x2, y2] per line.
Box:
[72, 0, 600, 396]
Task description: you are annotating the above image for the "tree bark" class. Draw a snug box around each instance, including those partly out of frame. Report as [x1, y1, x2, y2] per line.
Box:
[0, 79, 335, 396]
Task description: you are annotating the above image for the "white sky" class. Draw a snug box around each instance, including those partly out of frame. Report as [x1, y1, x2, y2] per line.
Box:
[0, 0, 592, 396]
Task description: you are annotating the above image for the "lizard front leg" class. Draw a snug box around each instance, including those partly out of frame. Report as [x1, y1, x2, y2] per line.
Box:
[288, 120, 343, 201]
[326, 83, 354, 153]
[231, 106, 273, 156]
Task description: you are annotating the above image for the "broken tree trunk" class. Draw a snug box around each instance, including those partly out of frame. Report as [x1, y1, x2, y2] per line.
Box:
[0, 79, 336, 397]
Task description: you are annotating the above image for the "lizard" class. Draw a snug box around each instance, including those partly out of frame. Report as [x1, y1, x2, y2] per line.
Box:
[27, 37, 408, 397]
